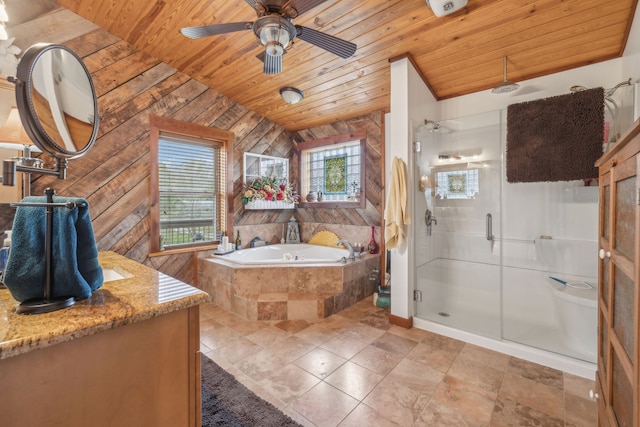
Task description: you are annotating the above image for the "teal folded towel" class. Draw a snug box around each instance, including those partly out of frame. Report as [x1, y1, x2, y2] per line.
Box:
[3, 196, 103, 302]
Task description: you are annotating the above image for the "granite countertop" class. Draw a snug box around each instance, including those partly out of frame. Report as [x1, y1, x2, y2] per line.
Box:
[0, 251, 209, 360]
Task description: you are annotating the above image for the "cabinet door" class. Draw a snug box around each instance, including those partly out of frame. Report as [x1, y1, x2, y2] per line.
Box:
[597, 154, 639, 427]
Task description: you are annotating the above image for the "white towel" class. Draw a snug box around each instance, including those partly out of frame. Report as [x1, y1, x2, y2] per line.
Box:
[384, 156, 411, 249]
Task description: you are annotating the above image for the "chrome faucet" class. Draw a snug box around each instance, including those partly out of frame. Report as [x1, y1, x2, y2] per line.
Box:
[336, 240, 355, 261]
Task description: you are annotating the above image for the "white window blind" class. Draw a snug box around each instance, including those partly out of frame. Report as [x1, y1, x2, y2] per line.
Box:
[158, 134, 225, 248]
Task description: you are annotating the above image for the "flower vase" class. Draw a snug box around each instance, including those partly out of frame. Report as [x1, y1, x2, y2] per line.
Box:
[368, 226, 379, 254]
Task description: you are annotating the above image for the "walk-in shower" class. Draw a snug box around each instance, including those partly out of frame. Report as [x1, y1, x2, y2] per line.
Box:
[411, 107, 611, 376]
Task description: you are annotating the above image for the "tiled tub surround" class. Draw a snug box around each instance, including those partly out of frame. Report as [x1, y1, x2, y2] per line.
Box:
[198, 253, 381, 321]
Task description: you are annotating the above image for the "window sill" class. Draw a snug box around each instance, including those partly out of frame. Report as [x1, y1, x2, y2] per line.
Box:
[149, 243, 217, 257]
[298, 200, 365, 209]
[244, 200, 296, 210]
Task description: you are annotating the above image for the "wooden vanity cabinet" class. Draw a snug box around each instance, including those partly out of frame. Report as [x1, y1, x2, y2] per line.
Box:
[595, 117, 640, 427]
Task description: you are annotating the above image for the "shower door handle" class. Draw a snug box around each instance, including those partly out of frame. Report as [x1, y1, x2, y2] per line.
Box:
[486, 213, 494, 241]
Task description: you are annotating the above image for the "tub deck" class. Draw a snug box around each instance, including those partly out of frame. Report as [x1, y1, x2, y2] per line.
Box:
[197, 254, 380, 321]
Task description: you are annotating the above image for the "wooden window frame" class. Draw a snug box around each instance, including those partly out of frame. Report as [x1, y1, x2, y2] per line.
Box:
[297, 131, 367, 209]
[149, 115, 234, 255]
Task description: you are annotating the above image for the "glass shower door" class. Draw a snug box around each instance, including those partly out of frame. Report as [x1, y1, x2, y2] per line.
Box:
[413, 110, 503, 339]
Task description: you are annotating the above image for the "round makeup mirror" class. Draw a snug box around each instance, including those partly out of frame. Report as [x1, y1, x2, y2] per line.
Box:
[12, 43, 99, 159]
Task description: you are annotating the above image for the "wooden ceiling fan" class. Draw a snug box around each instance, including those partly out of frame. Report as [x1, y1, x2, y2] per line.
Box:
[180, 0, 357, 75]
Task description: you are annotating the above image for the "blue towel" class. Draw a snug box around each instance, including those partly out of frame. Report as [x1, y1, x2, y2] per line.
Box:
[3, 196, 103, 302]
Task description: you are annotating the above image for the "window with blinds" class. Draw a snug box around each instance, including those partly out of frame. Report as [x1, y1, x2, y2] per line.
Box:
[158, 134, 225, 248]
[149, 115, 233, 254]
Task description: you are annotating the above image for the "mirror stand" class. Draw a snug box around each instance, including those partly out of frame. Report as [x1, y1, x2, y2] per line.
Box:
[12, 188, 76, 314]
[2, 157, 67, 186]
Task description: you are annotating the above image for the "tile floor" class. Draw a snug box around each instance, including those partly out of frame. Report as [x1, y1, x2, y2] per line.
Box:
[200, 296, 597, 426]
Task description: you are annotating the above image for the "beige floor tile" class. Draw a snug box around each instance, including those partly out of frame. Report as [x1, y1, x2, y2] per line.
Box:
[350, 344, 403, 375]
[260, 364, 321, 404]
[358, 311, 392, 330]
[363, 375, 433, 426]
[421, 330, 466, 353]
[294, 347, 348, 379]
[209, 306, 248, 326]
[321, 333, 370, 359]
[371, 331, 419, 356]
[291, 382, 359, 427]
[406, 341, 460, 374]
[209, 334, 262, 364]
[457, 343, 511, 371]
[265, 335, 317, 364]
[226, 318, 270, 335]
[506, 357, 563, 389]
[565, 391, 597, 427]
[446, 356, 504, 398]
[341, 320, 387, 343]
[199, 319, 242, 350]
[338, 403, 402, 427]
[325, 361, 384, 400]
[235, 349, 287, 382]
[498, 372, 564, 420]
[275, 319, 311, 333]
[245, 324, 291, 347]
[319, 313, 353, 332]
[387, 358, 444, 395]
[564, 372, 596, 398]
[387, 324, 432, 342]
[294, 322, 341, 346]
[490, 397, 563, 427]
[200, 302, 597, 427]
[417, 376, 496, 426]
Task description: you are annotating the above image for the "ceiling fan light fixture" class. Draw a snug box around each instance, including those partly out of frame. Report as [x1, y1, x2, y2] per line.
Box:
[280, 87, 304, 104]
[256, 18, 295, 55]
[492, 56, 519, 94]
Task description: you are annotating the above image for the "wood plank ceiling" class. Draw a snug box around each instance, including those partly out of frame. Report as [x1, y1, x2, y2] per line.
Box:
[12, 0, 640, 131]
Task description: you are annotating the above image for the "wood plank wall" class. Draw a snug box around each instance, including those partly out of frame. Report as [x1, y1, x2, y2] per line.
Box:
[0, 9, 384, 285]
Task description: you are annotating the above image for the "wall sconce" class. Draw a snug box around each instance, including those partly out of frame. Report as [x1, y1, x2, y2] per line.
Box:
[420, 175, 432, 192]
[280, 87, 304, 104]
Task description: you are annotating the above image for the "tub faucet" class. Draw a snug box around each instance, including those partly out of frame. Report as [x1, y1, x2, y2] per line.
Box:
[336, 240, 355, 262]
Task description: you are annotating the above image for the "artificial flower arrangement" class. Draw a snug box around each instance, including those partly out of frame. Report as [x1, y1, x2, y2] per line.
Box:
[241, 176, 300, 205]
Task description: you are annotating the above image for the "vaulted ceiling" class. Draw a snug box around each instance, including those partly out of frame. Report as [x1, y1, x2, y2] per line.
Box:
[8, 0, 639, 131]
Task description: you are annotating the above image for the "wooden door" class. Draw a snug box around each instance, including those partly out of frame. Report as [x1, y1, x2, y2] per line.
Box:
[596, 145, 640, 427]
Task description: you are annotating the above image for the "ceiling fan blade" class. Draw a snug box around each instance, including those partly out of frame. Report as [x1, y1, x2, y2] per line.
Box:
[181, 22, 253, 39]
[290, 0, 331, 16]
[244, 0, 267, 14]
[245, 0, 260, 10]
[263, 51, 283, 74]
[295, 26, 356, 59]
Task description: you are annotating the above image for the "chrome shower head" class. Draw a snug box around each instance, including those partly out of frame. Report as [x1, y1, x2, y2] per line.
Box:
[423, 119, 440, 132]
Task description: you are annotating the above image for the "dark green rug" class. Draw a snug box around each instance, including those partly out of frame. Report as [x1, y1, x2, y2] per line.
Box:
[201, 355, 302, 427]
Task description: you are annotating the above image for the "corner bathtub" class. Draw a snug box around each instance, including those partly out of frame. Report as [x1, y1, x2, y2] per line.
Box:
[218, 243, 350, 265]
[198, 243, 380, 321]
